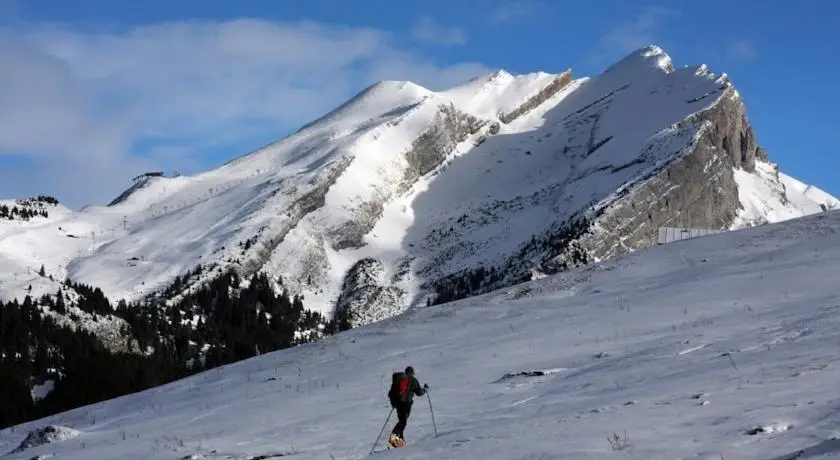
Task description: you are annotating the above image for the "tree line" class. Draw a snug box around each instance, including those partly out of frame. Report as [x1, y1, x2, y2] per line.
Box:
[0, 267, 341, 429]
[0, 204, 48, 220]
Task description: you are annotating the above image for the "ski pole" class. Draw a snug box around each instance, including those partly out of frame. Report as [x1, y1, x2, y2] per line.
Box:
[426, 391, 438, 437]
[370, 407, 393, 455]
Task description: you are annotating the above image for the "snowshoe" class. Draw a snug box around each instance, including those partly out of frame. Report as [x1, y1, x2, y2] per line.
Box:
[388, 433, 406, 448]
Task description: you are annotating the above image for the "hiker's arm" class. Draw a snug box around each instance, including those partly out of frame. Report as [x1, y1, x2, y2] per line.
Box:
[413, 377, 427, 396]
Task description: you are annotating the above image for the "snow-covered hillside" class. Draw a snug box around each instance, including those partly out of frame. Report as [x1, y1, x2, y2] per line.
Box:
[4, 209, 840, 459]
[732, 162, 838, 227]
[0, 46, 835, 327]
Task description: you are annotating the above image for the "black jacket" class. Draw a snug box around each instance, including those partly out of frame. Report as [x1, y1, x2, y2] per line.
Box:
[389, 374, 425, 406]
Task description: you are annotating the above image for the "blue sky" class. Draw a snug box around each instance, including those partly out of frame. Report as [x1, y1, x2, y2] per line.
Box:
[0, 0, 836, 208]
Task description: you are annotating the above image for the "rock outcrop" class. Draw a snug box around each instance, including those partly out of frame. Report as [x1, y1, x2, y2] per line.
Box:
[541, 86, 766, 271]
[500, 69, 573, 123]
[334, 258, 406, 326]
[9, 425, 81, 454]
[401, 103, 488, 188]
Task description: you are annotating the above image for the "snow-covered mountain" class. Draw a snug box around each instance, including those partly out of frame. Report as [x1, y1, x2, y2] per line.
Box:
[4, 207, 840, 460]
[0, 45, 836, 327]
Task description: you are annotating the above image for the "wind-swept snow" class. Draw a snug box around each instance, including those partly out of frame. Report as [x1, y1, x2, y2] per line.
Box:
[439, 69, 561, 119]
[779, 171, 838, 211]
[3, 210, 840, 459]
[733, 161, 836, 227]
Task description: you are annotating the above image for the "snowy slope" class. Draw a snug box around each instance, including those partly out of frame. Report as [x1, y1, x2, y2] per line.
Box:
[439, 69, 560, 119]
[732, 161, 839, 228]
[4, 210, 840, 459]
[0, 197, 76, 298]
[0, 46, 834, 325]
[781, 173, 839, 210]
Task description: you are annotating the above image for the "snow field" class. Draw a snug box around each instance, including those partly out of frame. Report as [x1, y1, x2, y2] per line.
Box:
[3, 210, 840, 459]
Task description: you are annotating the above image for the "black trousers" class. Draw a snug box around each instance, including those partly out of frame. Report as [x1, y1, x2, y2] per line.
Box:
[391, 402, 412, 439]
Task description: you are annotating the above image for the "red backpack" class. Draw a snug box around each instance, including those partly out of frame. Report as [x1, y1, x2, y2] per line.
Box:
[390, 372, 411, 403]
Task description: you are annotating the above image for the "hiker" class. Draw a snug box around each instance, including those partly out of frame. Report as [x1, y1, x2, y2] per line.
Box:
[388, 366, 428, 447]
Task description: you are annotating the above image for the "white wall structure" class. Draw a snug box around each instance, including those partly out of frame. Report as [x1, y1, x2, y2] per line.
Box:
[657, 226, 726, 244]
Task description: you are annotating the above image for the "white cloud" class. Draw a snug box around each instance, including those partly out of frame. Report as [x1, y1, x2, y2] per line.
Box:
[0, 19, 490, 208]
[727, 40, 757, 60]
[410, 16, 467, 46]
[588, 6, 680, 67]
[0, 34, 130, 162]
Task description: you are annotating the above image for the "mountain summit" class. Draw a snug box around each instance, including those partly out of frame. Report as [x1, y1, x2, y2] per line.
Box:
[0, 45, 836, 326]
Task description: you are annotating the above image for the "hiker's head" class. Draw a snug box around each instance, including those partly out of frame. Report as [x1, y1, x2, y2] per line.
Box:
[405, 366, 414, 376]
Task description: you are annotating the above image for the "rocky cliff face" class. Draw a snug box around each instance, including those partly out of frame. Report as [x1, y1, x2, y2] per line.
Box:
[334, 258, 406, 326]
[546, 86, 763, 269]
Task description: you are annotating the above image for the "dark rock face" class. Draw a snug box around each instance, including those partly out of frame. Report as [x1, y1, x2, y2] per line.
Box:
[334, 258, 383, 325]
[402, 103, 487, 189]
[329, 200, 385, 251]
[108, 176, 155, 206]
[740, 123, 757, 171]
[695, 90, 760, 173]
[756, 146, 769, 162]
[334, 258, 405, 326]
[578, 126, 741, 263]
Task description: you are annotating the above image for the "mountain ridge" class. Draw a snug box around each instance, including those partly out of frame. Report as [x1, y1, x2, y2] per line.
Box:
[0, 45, 836, 328]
